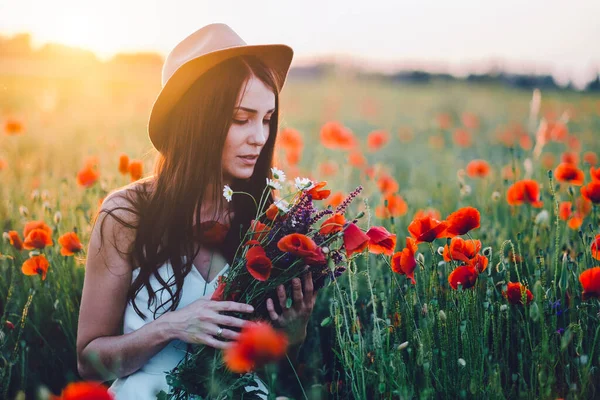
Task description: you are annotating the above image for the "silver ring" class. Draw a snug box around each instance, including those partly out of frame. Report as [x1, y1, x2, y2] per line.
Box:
[216, 327, 223, 339]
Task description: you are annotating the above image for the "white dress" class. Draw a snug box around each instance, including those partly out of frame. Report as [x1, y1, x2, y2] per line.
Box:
[107, 258, 268, 399]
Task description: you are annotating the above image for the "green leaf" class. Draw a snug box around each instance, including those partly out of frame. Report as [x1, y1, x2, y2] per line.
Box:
[286, 297, 293, 309]
[321, 316, 332, 327]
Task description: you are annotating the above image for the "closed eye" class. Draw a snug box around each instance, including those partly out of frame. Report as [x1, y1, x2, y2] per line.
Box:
[232, 119, 271, 125]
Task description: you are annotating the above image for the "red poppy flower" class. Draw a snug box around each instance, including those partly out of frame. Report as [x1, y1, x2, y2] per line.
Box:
[319, 213, 346, 235]
[466, 160, 491, 178]
[224, 322, 288, 373]
[453, 129, 472, 147]
[559, 201, 572, 221]
[23, 220, 52, 238]
[58, 232, 83, 256]
[461, 112, 479, 129]
[319, 161, 338, 176]
[407, 216, 448, 244]
[466, 254, 488, 273]
[266, 204, 279, 220]
[367, 130, 390, 151]
[211, 275, 226, 301]
[77, 164, 99, 188]
[3, 117, 26, 136]
[591, 167, 600, 181]
[413, 208, 441, 221]
[444, 207, 480, 237]
[502, 282, 534, 305]
[561, 151, 578, 165]
[554, 163, 585, 185]
[307, 181, 331, 200]
[579, 267, 600, 300]
[519, 134, 532, 150]
[128, 160, 143, 181]
[377, 175, 399, 195]
[22, 255, 50, 280]
[591, 234, 600, 261]
[375, 193, 408, 219]
[443, 237, 481, 263]
[348, 151, 367, 168]
[436, 113, 452, 129]
[448, 265, 478, 290]
[320, 121, 357, 150]
[250, 220, 270, 241]
[583, 152, 598, 167]
[245, 245, 272, 281]
[7, 231, 23, 250]
[50, 381, 114, 400]
[506, 180, 544, 207]
[541, 153, 556, 169]
[391, 237, 418, 284]
[118, 153, 129, 174]
[285, 148, 302, 166]
[366, 226, 397, 256]
[567, 215, 583, 230]
[343, 223, 370, 257]
[23, 229, 53, 250]
[581, 181, 600, 204]
[277, 128, 304, 152]
[277, 233, 325, 264]
[325, 192, 345, 208]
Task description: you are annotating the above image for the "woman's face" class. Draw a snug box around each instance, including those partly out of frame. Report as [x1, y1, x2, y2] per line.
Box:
[222, 74, 275, 184]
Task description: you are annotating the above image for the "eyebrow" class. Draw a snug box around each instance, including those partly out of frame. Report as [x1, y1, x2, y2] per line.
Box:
[234, 107, 275, 114]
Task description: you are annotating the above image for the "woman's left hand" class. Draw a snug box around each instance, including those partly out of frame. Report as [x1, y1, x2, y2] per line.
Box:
[266, 269, 317, 346]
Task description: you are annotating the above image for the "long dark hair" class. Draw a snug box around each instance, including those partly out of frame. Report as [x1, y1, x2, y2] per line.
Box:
[93, 55, 282, 320]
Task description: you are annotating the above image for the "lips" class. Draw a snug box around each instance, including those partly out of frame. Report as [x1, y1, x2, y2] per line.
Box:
[239, 155, 259, 160]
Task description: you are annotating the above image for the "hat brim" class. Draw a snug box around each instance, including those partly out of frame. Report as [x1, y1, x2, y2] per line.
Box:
[148, 44, 294, 152]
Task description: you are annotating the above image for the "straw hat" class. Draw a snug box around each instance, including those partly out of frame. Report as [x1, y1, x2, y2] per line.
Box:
[148, 23, 294, 152]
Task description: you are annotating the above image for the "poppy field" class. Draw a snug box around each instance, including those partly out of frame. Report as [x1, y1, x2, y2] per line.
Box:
[1, 72, 600, 399]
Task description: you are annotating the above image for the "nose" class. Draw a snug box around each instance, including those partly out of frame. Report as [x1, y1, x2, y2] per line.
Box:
[248, 121, 268, 146]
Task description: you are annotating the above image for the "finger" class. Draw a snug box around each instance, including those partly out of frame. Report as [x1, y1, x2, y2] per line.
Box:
[212, 301, 254, 313]
[277, 285, 287, 310]
[195, 333, 233, 350]
[266, 298, 280, 321]
[292, 278, 303, 308]
[303, 271, 314, 299]
[215, 314, 251, 329]
[215, 328, 240, 341]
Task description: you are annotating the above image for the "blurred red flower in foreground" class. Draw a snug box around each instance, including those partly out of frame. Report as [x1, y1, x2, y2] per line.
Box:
[581, 181, 600, 204]
[77, 164, 99, 188]
[129, 160, 143, 181]
[506, 180, 543, 207]
[502, 282, 534, 305]
[391, 237, 418, 284]
[554, 163, 584, 185]
[466, 160, 491, 178]
[50, 381, 114, 400]
[579, 267, 600, 300]
[591, 167, 600, 181]
[224, 322, 288, 373]
[444, 207, 480, 237]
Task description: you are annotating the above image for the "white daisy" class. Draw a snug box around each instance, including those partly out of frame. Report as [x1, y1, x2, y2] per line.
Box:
[266, 178, 282, 190]
[271, 167, 286, 182]
[222, 185, 233, 202]
[274, 198, 289, 213]
[294, 177, 314, 191]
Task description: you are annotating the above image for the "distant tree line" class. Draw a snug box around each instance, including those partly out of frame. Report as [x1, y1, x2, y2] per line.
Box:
[1, 33, 598, 92]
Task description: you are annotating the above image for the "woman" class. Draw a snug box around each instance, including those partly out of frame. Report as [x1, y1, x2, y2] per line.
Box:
[76, 23, 316, 399]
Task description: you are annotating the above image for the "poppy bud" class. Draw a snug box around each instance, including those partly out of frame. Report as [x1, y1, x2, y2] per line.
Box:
[437, 246, 444, 255]
[42, 202, 52, 212]
[416, 253, 425, 265]
[41, 190, 50, 201]
[500, 304, 508, 311]
[491, 191, 501, 201]
[5, 321, 15, 330]
[2, 232, 9, 242]
[438, 310, 447, 322]
[53, 212, 62, 225]
[19, 206, 28, 217]
[321, 246, 329, 254]
[30, 189, 40, 201]
[458, 358, 466, 367]
[398, 341, 409, 351]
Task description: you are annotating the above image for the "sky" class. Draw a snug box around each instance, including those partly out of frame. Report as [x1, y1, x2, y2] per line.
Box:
[1, 0, 599, 88]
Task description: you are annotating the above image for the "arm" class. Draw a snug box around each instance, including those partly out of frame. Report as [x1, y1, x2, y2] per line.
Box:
[76, 189, 173, 380]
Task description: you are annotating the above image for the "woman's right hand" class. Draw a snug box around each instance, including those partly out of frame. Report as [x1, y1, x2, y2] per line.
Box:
[163, 298, 254, 349]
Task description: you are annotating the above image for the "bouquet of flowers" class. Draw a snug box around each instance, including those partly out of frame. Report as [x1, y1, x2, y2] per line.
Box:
[160, 168, 397, 399]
